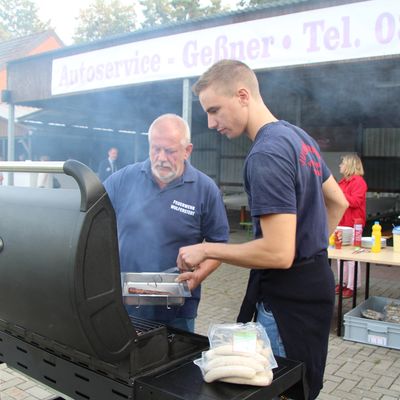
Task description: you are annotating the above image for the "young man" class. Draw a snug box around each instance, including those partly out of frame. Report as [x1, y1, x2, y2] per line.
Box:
[177, 60, 348, 399]
[104, 114, 229, 332]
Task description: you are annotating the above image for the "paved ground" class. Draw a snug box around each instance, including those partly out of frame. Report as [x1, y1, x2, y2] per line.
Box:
[1, 228, 399, 399]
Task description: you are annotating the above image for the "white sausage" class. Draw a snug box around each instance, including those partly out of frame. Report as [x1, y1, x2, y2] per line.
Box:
[205, 355, 265, 372]
[220, 370, 273, 386]
[206, 345, 269, 364]
[204, 365, 256, 383]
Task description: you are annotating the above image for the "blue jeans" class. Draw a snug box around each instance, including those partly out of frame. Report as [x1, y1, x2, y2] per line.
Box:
[256, 302, 286, 357]
[168, 317, 195, 332]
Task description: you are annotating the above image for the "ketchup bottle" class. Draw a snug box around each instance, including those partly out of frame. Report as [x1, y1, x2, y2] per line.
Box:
[353, 218, 363, 247]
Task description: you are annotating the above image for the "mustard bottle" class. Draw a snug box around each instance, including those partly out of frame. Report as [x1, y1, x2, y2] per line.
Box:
[329, 233, 335, 248]
[371, 221, 382, 253]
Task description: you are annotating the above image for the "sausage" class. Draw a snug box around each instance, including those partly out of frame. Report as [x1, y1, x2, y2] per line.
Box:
[205, 355, 265, 373]
[128, 287, 173, 295]
[204, 365, 256, 383]
[220, 370, 273, 386]
[206, 345, 269, 364]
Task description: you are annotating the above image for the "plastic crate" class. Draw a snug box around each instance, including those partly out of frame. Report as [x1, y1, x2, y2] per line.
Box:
[343, 296, 400, 349]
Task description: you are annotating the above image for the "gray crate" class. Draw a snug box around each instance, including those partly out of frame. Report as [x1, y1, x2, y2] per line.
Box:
[343, 296, 400, 349]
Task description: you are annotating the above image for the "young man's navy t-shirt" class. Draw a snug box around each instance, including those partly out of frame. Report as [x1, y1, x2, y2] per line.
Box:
[244, 120, 331, 262]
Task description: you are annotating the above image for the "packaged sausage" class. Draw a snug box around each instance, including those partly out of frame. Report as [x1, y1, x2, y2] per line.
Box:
[194, 322, 277, 386]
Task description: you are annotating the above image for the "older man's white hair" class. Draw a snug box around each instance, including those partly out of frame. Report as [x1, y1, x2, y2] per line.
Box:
[148, 114, 191, 146]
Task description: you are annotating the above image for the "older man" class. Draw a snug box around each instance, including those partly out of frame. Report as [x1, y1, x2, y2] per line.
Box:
[104, 114, 229, 332]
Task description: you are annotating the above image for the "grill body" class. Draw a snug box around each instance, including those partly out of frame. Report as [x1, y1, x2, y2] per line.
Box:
[0, 161, 208, 382]
[0, 160, 307, 399]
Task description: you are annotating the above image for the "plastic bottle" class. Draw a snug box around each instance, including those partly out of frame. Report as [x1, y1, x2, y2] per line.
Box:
[371, 221, 382, 253]
[393, 226, 400, 253]
[329, 233, 335, 248]
[353, 218, 363, 247]
[334, 229, 342, 249]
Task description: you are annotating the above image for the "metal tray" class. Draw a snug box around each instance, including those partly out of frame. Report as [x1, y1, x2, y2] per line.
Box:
[121, 272, 191, 307]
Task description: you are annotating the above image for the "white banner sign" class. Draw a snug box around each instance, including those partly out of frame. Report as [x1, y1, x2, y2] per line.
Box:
[52, 0, 400, 95]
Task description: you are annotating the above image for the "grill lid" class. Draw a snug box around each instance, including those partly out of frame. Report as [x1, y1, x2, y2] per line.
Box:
[0, 160, 137, 363]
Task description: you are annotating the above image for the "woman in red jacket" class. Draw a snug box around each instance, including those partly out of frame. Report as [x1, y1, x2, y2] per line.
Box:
[336, 153, 368, 298]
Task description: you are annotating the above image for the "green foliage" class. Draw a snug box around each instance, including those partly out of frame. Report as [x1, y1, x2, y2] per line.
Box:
[0, 0, 275, 44]
[73, 0, 138, 44]
[73, 0, 232, 43]
[139, 0, 174, 27]
[139, 0, 231, 28]
[237, 0, 276, 9]
[0, 24, 8, 41]
[0, 0, 49, 40]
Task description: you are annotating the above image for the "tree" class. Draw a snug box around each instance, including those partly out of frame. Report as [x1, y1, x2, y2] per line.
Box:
[0, 0, 49, 40]
[139, 0, 173, 27]
[73, 0, 138, 44]
[139, 0, 231, 28]
[0, 24, 8, 41]
[237, 0, 276, 9]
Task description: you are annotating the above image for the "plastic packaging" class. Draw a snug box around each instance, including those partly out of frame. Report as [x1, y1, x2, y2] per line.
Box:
[393, 226, 400, 253]
[371, 221, 382, 253]
[353, 218, 363, 247]
[194, 322, 277, 386]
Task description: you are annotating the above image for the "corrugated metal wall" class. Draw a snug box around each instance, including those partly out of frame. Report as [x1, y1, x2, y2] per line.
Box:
[191, 131, 219, 180]
[191, 131, 251, 190]
[363, 128, 400, 156]
[363, 128, 400, 192]
[191, 93, 299, 191]
[191, 109, 400, 193]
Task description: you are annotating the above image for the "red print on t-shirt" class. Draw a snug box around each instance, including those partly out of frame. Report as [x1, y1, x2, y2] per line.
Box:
[299, 142, 322, 176]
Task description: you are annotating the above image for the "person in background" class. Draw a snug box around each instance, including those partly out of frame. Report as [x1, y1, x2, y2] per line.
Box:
[336, 153, 368, 298]
[176, 60, 348, 399]
[0, 156, 4, 185]
[104, 114, 229, 332]
[98, 147, 119, 182]
[37, 155, 54, 188]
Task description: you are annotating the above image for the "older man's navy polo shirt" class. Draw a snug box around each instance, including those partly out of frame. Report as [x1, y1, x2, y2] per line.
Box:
[104, 159, 229, 322]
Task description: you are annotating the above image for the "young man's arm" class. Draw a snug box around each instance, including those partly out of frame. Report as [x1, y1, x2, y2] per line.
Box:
[177, 213, 296, 271]
[322, 175, 349, 235]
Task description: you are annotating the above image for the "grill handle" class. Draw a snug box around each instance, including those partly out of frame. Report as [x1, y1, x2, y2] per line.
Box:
[0, 159, 105, 212]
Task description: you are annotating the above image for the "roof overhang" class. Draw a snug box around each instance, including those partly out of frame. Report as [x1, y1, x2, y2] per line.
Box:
[5, 0, 400, 131]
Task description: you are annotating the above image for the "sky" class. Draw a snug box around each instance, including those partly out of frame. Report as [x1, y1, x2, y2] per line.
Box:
[34, 0, 141, 45]
[33, 0, 234, 45]
[34, 0, 92, 44]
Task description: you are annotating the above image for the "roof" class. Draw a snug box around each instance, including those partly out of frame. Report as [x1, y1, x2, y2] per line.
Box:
[8, 0, 399, 130]
[0, 30, 63, 68]
[0, 103, 38, 119]
[5, 0, 353, 67]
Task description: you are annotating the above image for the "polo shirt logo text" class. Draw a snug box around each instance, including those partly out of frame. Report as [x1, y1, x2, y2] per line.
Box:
[170, 200, 196, 216]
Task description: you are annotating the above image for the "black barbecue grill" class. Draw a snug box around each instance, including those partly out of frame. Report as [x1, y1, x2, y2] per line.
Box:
[0, 160, 308, 400]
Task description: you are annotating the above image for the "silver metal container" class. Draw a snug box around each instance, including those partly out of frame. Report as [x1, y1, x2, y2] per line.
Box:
[121, 272, 191, 307]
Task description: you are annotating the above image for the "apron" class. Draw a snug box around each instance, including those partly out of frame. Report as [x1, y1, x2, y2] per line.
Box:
[237, 251, 335, 400]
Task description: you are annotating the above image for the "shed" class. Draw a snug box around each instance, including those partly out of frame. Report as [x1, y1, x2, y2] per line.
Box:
[3, 0, 400, 196]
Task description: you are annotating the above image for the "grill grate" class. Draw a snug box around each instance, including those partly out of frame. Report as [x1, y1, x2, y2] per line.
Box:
[129, 316, 164, 335]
